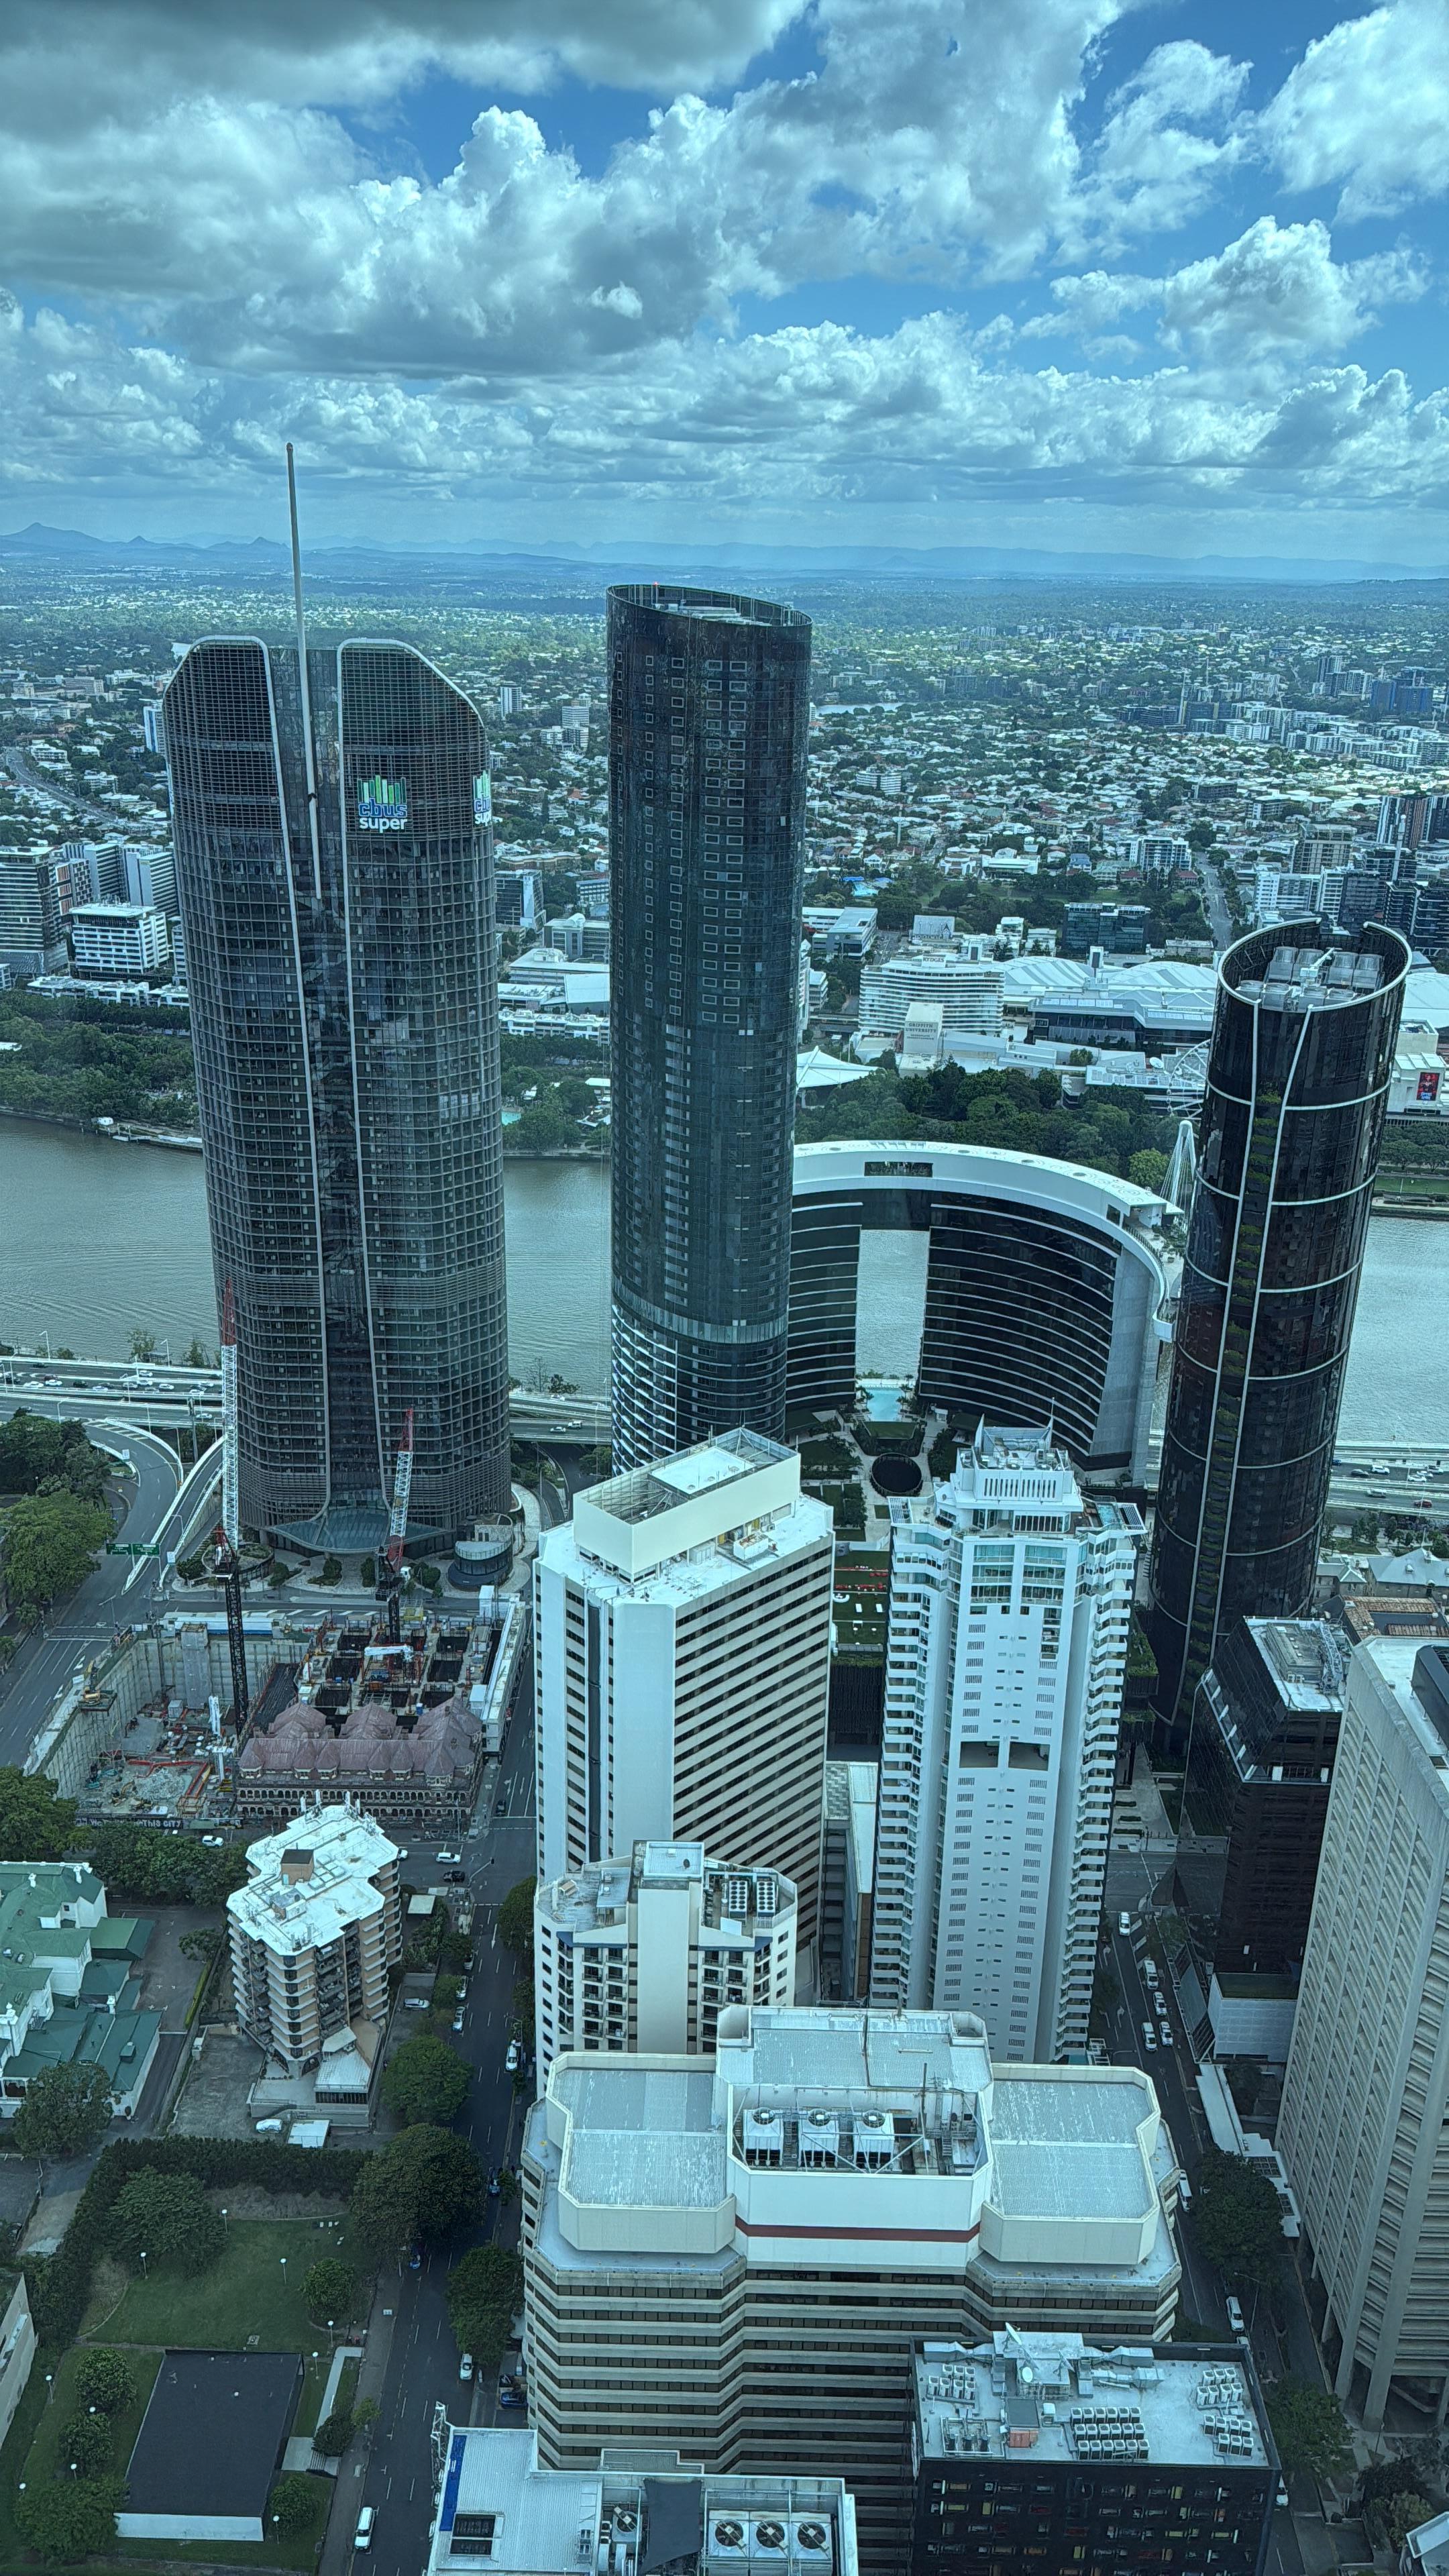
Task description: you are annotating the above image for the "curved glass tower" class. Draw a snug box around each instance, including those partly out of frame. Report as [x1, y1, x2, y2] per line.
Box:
[607, 584, 811, 1468]
[1148, 920, 1409, 1729]
[164, 637, 510, 1549]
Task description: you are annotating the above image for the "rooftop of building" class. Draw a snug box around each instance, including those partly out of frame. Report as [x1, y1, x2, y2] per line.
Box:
[531, 2010, 1171, 2275]
[896, 1426, 1144, 1540]
[1246, 1618, 1346, 1711]
[561, 1432, 830, 1592]
[538, 1845, 796, 1943]
[0, 1865, 106, 2015]
[913, 2335, 1271, 2471]
[1228, 929, 1400, 1012]
[237, 1603, 502, 1782]
[431, 2428, 856, 2576]
[227, 1804, 398, 1955]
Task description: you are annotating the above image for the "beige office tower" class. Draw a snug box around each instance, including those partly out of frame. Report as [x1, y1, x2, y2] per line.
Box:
[534, 1432, 835, 1938]
[226, 1803, 401, 2076]
[1279, 1638, 1449, 2428]
[521, 2007, 1183, 2574]
[533, 1842, 797, 2075]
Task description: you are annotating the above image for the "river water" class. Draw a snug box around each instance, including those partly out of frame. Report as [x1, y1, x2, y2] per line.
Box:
[0, 1118, 1441, 1443]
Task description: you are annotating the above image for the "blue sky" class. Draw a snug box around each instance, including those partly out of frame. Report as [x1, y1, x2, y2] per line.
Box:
[2, 0, 1448, 564]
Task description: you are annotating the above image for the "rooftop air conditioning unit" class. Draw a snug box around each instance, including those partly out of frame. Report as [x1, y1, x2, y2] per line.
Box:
[713, 2524, 746, 2551]
[613, 2513, 637, 2534]
[754, 2524, 788, 2553]
[795, 2524, 830, 2555]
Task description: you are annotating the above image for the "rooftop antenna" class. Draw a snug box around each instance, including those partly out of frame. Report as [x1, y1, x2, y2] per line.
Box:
[286, 441, 323, 901]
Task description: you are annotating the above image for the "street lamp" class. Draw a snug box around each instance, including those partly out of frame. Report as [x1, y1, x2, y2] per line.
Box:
[221, 2207, 228, 2233]
[138, 2249, 147, 2276]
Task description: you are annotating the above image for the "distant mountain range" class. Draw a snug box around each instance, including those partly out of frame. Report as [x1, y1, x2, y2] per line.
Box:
[1, 519, 1442, 586]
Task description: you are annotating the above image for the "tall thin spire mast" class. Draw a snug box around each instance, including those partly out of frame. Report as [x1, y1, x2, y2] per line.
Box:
[286, 441, 323, 900]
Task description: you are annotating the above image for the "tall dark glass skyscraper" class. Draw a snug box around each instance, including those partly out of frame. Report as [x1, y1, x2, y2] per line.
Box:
[164, 637, 510, 1548]
[1148, 920, 1409, 1729]
[607, 583, 811, 1468]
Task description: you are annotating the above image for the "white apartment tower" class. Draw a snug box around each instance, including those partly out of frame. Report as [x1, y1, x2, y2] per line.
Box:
[869, 1427, 1141, 2061]
[533, 1841, 797, 2075]
[1278, 1638, 1449, 2428]
[534, 1431, 835, 1937]
[226, 1803, 402, 2076]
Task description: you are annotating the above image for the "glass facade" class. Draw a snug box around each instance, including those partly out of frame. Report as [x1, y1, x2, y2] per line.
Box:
[607, 584, 812, 1468]
[1148, 922, 1409, 1729]
[164, 637, 510, 1547]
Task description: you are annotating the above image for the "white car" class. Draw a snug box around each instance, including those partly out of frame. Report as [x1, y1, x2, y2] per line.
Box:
[1117, 1911, 1132, 1936]
[505, 2039, 521, 2072]
[458, 2353, 474, 2381]
[1141, 2023, 1157, 2051]
[1159, 2021, 1173, 2047]
[452, 2011, 464, 2034]
[1226, 2296, 1246, 2334]
[354, 2507, 376, 2551]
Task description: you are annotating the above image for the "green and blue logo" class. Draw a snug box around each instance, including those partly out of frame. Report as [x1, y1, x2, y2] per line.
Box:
[473, 771, 492, 824]
[358, 774, 407, 831]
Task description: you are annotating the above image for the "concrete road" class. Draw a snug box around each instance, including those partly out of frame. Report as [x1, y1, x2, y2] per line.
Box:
[0, 1399, 187, 1766]
[345, 1662, 538, 2576]
[1108, 1916, 1313, 2575]
[1, 743, 142, 833]
[1197, 857, 1236, 951]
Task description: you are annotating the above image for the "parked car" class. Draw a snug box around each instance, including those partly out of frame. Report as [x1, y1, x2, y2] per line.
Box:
[488, 2169, 500, 2197]
[408, 2247, 422, 2271]
[1159, 2021, 1173, 2048]
[1141, 2023, 1157, 2050]
[1226, 2296, 1246, 2334]
[403, 1995, 429, 2011]
[452, 2011, 464, 2033]
[354, 2507, 376, 2551]
[1277, 2482, 1289, 2511]
[505, 2039, 521, 2072]
[459, 2353, 474, 2381]
[498, 2375, 524, 2408]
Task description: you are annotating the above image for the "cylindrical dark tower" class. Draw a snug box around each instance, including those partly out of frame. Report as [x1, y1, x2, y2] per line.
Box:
[164, 635, 511, 1549]
[1147, 919, 1409, 1729]
[607, 583, 811, 1468]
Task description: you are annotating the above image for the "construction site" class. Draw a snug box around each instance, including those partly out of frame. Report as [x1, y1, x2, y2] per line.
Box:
[28, 1590, 527, 1834]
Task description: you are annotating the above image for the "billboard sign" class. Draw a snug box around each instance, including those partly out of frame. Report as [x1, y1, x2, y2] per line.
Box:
[358, 774, 407, 831]
[1417, 1069, 1441, 1104]
[473, 771, 493, 824]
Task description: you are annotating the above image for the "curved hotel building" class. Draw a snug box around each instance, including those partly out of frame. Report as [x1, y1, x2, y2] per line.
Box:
[788, 1141, 1175, 1479]
[608, 584, 811, 1469]
[1148, 922, 1409, 1728]
[164, 639, 511, 1549]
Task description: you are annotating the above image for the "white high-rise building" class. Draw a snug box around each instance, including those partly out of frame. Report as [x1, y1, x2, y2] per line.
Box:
[521, 2006, 1182, 2569]
[533, 1841, 796, 2075]
[869, 1427, 1142, 2061]
[535, 1431, 834, 1938]
[1278, 1637, 1449, 2428]
[856, 940, 1004, 1051]
[226, 1803, 401, 2078]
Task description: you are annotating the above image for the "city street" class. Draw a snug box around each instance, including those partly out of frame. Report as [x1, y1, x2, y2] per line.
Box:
[0, 1396, 188, 1765]
[1106, 1915, 1321, 2575]
[339, 1657, 538, 2576]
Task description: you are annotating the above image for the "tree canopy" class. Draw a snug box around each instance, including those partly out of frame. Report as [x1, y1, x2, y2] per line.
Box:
[1266, 2378, 1352, 2483]
[303, 2256, 358, 2326]
[381, 2032, 471, 2128]
[267, 2474, 317, 2536]
[794, 1060, 1178, 1183]
[1191, 2149, 1284, 2288]
[0, 1411, 110, 1505]
[12, 2061, 113, 2159]
[445, 2245, 523, 2371]
[496, 1878, 536, 1959]
[1, 1491, 111, 1617]
[15, 2473, 125, 2563]
[351, 2125, 484, 2265]
[0, 1769, 76, 1863]
[72, 2350, 133, 2416]
[109, 2167, 224, 2275]
[87, 1822, 248, 1907]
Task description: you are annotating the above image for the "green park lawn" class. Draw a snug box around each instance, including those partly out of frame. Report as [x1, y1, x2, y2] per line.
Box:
[0, 2221, 366, 2569]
